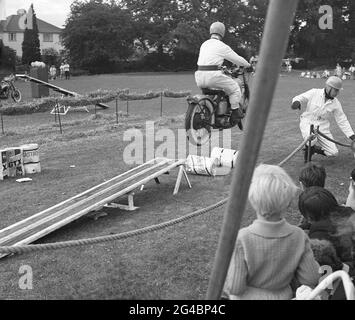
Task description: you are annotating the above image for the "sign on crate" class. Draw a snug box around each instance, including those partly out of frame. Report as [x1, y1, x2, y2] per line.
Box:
[0, 144, 41, 180]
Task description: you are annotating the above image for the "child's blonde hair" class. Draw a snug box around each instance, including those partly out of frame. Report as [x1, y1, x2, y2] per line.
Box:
[248, 164, 299, 219]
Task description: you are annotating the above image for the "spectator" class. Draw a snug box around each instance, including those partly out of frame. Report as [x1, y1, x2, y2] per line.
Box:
[63, 61, 70, 80]
[59, 63, 65, 80]
[49, 65, 57, 80]
[349, 64, 355, 80]
[345, 168, 355, 210]
[222, 164, 320, 300]
[299, 163, 326, 190]
[298, 186, 354, 264]
[336, 63, 342, 78]
[298, 163, 326, 230]
[322, 70, 330, 78]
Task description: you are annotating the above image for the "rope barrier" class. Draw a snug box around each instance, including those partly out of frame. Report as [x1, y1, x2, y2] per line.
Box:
[0, 134, 312, 255]
[0, 199, 228, 255]
[277, 134, 314, 166]
[315, 128, 353, 149]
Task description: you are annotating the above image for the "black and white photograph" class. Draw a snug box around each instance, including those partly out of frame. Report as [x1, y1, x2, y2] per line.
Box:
[0, 0, 355, 307]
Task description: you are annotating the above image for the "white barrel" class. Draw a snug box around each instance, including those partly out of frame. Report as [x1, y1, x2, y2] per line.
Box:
[211, 147, 239, 168]
[21, 144, 41, 174]
[186, 155, 218, 176]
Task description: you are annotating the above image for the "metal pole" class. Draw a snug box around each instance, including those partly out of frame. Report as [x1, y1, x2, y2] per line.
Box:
[116, 97, 119, 124]
[206, 0, 300, 300]
[160, 92, 163, 117]
[126, 100, 129, 116]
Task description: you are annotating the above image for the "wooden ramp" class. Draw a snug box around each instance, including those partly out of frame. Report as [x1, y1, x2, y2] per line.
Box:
[0, 158, 191, 256]
[15, 74, 109, 109]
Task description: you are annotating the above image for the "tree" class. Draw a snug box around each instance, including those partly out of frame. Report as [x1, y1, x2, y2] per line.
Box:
[62, 0, 135, 73]
[290, 0, 352, 65]
[21, 4, 41, 65]
[0, 39, 16, 71]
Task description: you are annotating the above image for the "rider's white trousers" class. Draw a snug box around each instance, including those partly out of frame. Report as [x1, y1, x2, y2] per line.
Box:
[195, 70, 242, 109]
[300, 117, 338, 157]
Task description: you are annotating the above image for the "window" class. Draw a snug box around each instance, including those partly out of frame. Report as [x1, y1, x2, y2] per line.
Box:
[8, 33, 16, 41]
[43, 33, 53, 42]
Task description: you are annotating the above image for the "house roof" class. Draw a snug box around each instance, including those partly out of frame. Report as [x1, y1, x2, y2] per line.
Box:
[0, 14, 62, 33]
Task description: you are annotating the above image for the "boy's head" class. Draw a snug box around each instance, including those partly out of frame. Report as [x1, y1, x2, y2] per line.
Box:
[298, 186, 338, 222]
[248, 164, 298, 220]
[299, 163, 326, 190]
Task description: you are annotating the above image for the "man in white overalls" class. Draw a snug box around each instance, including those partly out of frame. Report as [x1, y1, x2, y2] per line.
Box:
[291, 76, 355, 162]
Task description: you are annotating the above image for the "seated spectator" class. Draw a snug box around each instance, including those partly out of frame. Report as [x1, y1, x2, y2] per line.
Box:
[299, 163, 326, 191]
[345, 168, 355, 211]
[298, 186, 354, 265]
[298, 163, 327, 229]
[222, 164, 320, 300]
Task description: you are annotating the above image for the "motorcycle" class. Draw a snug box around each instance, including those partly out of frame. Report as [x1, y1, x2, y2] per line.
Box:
[185, 66, 251, 146]
[0, 74, 22, 103]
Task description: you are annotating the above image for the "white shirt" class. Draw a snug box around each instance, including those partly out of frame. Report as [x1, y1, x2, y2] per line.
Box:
[293, 88, 354, 138]
[197, 38, 249, 67]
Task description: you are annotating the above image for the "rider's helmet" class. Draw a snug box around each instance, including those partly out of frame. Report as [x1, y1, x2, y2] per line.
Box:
[326, 76, 343, 90]
[210, 22, 225, 38]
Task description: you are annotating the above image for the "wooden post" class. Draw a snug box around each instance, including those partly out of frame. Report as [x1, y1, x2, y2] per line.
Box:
[206, 0, 300, 300]
[54, 104, 57, 123]
[94, 104, 97, 115]
[160, 92, 163, 117]
[307, 125, 314, 163]
[0, 112, 4, 135]
[126, 100, 129, 116]
[116, 96, 119, 124]
[56, 100, 63, 134]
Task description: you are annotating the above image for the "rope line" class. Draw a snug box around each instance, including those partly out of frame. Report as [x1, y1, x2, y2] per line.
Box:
[315, 129, 353, 148]
[0, 136, 312, 255]
[0, 199, 228, 254]
[277, 134, 314, 166]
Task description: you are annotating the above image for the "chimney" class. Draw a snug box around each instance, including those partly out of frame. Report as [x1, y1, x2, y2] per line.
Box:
[0, 0, 7, 21]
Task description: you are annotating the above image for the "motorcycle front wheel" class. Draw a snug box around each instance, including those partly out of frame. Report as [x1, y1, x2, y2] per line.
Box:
[185, 98, 213, 146]
[11, 89, 22, 103]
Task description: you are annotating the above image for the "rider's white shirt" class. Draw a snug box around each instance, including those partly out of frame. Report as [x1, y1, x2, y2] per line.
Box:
[292, 88, 354, 137]
[197, 38, 249, 67]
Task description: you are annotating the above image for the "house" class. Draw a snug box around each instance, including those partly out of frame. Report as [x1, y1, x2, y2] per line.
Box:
[0, 9, 63, 58]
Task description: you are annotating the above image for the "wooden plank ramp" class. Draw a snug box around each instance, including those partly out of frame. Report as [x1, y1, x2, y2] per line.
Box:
[15, 74, 109, 109]
[0, 158, 190, 257]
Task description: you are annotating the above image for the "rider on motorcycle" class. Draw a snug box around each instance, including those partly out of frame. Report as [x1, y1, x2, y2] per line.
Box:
[195, 21, 251, 123]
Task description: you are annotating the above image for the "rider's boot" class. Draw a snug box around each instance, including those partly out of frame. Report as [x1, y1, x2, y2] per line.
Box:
[230, 108, 244, 130]
[230, 108, 244, 122]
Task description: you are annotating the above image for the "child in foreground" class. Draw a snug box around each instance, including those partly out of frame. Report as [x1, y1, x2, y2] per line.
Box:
[222, 164, 320, 300]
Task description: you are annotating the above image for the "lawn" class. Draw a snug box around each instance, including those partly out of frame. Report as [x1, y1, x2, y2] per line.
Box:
[0, 71, 355, 299]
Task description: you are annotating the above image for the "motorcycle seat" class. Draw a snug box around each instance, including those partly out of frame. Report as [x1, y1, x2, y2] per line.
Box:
[201, 88, 226, 96]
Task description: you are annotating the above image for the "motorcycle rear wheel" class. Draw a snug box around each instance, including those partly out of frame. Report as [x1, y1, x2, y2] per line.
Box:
[11, 89, 22, 103]
[185, 98, 213, 146]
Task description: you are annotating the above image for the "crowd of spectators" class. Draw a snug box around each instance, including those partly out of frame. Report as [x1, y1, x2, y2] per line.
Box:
[222, 163, 355, 300]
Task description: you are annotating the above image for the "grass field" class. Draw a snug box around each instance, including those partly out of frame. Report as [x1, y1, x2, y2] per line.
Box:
[0, 71, 355, 299]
